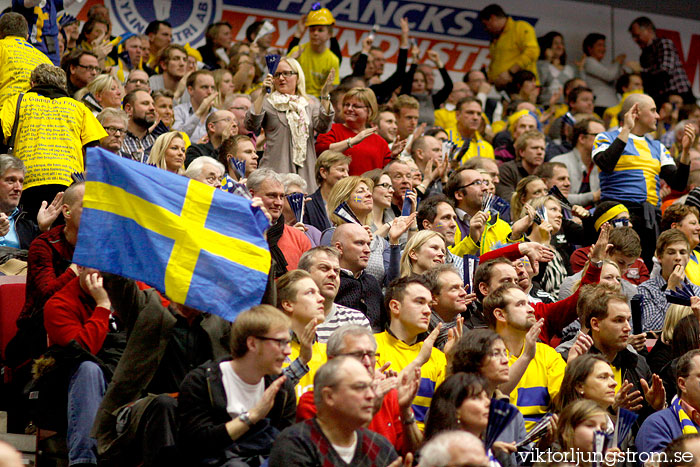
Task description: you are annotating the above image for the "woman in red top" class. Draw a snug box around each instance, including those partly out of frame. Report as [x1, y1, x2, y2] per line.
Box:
[315, 87, 404, 175]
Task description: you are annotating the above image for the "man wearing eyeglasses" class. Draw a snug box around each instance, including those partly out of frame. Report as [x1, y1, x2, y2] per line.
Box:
[445, 168, 529, 257]
[177, 304, 297, 466]
[96, 108, 128, 154]
[295, 324, 423, 455]
[123, 70, 151, 94]
[185, 110, 238, 167]
[270, 356, 399, 466]
[64, 49, 100, 97]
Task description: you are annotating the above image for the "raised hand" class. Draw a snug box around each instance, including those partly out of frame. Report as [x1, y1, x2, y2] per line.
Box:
[426, 50, 443, 68]
[249, 376, 287, 423]
[590, 222, 612, 263]
[641, 374, 666, 411]
[613, 380, 644, 411]
[567, 332, 593, 363]
[321, 68, 336, 97]
[37, 191, 64, 232]
[681, 123, 697, 155]
[85, 272, 111, 308]
[388, 213, 417, 244]
[622, 103, 639, 131]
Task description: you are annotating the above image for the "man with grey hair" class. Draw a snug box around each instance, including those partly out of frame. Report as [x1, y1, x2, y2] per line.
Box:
[0, 154, 60, 249]
[96, 108, 128, 154]
[269, 356, 399, 466]
[184, 156, 224, 188]
[248, 168, 311, 277]
[0, 64, 106, 220]
[0, 12, 53, 109]
[298, 247, 371, 343]
[295, 324, 422, 453]
[418, 431, 488, 467]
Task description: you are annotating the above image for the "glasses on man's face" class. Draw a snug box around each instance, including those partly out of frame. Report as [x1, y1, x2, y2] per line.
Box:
[273, 70, 298, 79]
[77, 64, 101, 73]
[343, 103, 367, 110]
[127, 78, 148, 86]
[103, 126, 126, 136]
[254, 336, 291, 350]
[457, 179, 486, 190]
[339, 350, 380, 362]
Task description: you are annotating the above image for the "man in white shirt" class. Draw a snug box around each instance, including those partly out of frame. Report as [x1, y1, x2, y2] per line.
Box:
[177, 305, 297, 465]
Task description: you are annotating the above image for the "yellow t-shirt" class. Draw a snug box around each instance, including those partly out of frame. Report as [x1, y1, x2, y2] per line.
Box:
[283, 340, 328, 402]
[288, 44, 340, 97]
[0, 93, 107, 189]
[454, 131, 495, 162]
[375, 331, 446, 431]
[0, 36, 53, 110]
[508, 342, 566, 432]
[434, 108, 458, 136]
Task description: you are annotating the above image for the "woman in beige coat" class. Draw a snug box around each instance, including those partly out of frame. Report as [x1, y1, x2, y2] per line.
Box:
[245, 57, 334, 190]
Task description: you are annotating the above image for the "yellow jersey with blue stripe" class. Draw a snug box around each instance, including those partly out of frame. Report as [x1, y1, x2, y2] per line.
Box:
[508, 342, 566, 432]
[283, 340, 328, 402]
[686, 251, 700, 287]
[375, 331, 446, 431]
[455, 132, 495, 163]
[592, 130, 674, 206]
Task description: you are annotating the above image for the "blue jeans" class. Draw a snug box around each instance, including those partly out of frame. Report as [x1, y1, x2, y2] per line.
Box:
[67, 361, 105, 465]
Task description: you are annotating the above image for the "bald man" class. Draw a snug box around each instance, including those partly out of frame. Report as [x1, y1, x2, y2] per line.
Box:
[418, 431, 488, 467]
[332, 224, 385, 331]
[593, 92, 695, 267]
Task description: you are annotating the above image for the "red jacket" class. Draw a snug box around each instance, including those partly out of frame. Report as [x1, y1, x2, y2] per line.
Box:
[44, 277, 111, 355]
[315, 123, 392, 175]
[479, 243, 601, 347]
[18, 225, 75, 324]
[280, 224, 312, 271]
[297, 387, 405, 454]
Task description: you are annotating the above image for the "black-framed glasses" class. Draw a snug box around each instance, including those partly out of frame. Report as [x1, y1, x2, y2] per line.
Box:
[338, 350, 380, 361]
[103, 126, 126, 136]
[457, 179, 486, 190]
[76, 64, 101, 73]
[273, 71, 298, 79]
[127, 78, 149, 85]
[342, 103, 367, 110]
[253, 336, 292, 349]
[374, 183, 393, 190]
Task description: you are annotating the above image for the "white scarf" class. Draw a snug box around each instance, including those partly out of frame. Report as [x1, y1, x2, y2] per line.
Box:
[267, 91, 309, 168]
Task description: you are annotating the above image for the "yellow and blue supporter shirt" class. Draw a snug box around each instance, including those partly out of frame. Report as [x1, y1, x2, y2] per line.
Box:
[282, 339, 327, 402]
[508, 342, 566, 432]
[454, 131, 495, 163]
[375, 330, 446, 431]
[686, 251, 700, 287]
[592, 130, 674, 207]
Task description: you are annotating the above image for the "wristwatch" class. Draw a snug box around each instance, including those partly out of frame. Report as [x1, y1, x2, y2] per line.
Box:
[238, 411, 254, 427]
[320, 95, 331, 100]
[402, 410, 416, 425]
[590, 259, 604, 268]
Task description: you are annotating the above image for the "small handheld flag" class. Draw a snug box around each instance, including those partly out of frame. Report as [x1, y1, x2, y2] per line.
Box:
[265, 54, 281, 94]
[485, 398, 519, 450]
[401, 190, 413, 216]
[334, 202, 361, 225]
[230, 158, 246, 179]
[286, 192, 305, 223]
[613, 408, 638, 448]
[666, 282, 695, 306]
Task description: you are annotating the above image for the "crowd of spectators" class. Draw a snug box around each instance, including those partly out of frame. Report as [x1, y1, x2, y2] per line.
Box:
[1, 2, 700, 466]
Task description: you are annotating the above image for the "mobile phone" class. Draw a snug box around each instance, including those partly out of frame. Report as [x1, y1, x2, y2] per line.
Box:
[401, 190, 413, 216]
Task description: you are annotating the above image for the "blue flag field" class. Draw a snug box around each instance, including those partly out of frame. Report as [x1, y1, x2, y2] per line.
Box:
[73, 148, 271, 321]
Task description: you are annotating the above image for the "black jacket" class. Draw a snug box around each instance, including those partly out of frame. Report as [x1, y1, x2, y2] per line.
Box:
[336, 270, 385, 332]
[16, 209, 40, 250]
[177, 358, 296, 464]
[303, 188, 331, 232]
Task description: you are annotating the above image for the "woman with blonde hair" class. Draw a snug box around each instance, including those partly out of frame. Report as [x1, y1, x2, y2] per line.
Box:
[400, 230, 446, 277]
[212, 68, 235, 108]
[524, 195, 568, 296]
[316, 87, 404, 175]
[246, 57, 334, 190]
[555, 399, 620, 465]
[76, 74, 124, 114]
[323, 176, 413, 285]
[648, 303, 694, 375]
[510, 175, 547, 220]
[147, 131, 187, 175]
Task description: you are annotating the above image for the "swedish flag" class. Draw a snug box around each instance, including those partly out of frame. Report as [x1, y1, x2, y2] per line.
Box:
[74, 148, 271, 321]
